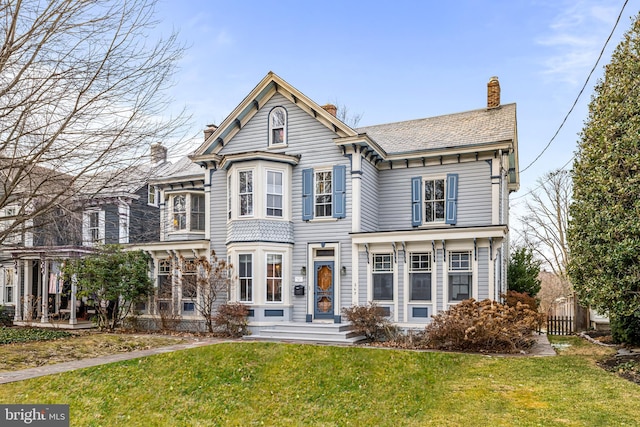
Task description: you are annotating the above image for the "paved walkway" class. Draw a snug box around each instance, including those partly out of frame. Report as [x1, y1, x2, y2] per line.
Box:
[0, 334, 556, 384]
[0, 338, 225, 384]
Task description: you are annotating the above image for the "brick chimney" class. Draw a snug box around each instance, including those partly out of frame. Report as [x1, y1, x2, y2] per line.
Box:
[321, 104, 337, 117]
[150, 143, 167, 167]
[204, 124, 218, 141]
[487, 76, 500, 108]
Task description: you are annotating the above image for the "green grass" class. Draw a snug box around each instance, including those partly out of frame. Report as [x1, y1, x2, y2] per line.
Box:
[0, 338, 638, 426]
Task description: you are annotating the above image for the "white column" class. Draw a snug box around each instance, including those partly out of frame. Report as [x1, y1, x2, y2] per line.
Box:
[41, 261, 49, 323]
[13, 261, 20, 321]
[69, 274, 77, 325]
[22, 261, 30, 321]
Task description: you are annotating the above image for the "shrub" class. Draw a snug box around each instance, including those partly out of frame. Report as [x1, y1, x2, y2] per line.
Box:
[611, 314, 640, 346]
[342, 302, 397, 342]
[502, 290, 539, 311]
[424, 299, 542, 353]
[214, 303, 249, 338]
[0, 327, 72, 344]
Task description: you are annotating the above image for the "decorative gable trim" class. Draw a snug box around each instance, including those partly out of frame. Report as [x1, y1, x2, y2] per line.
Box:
[191, 72, 358, 160]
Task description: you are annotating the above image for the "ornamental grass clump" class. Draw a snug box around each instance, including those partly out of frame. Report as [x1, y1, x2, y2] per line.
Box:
[424, 299, 542, 353]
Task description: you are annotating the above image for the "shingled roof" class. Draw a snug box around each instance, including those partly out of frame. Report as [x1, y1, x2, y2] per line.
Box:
[356, 103, 516, 155]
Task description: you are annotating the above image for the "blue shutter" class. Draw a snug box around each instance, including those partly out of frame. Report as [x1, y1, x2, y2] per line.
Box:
[332, 165, 346, 219]
[302, 168, 313, 221]
[411, 177, 422, 226]
[445, 173, 458, 225]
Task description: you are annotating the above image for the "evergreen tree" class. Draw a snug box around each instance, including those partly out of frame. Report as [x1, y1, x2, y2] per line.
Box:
[507, 246, 542, 296]
[568, 15, 640, 335]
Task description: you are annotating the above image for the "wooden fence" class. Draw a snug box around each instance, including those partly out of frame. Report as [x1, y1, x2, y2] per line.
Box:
[546, 315, 574, 335]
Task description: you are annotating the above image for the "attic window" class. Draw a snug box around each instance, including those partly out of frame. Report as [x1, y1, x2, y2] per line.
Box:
[269, 106, 287, 146]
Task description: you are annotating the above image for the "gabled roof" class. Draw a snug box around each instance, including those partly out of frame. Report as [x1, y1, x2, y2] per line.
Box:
[356, 104, 517, 155]
[191, 71, 358, 162]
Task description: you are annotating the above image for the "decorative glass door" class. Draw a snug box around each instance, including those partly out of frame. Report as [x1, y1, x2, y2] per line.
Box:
[314, 261, 334, 320]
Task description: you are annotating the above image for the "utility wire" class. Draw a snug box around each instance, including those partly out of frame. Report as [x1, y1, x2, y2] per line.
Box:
[520, 0, 629, 174]
[512, 155, 575, 200]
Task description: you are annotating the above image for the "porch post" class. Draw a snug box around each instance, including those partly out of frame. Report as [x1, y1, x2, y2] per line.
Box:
[13, 260, 20, 322]
[22, 261, 29, 321]
[69, 274, 77, 325]
[41, 260, 49, 323]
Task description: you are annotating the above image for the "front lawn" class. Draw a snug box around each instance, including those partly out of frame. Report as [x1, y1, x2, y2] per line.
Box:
[0, 337, 638, 426]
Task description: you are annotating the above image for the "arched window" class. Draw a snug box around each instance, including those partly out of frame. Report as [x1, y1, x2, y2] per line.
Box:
[269, 106, 287, 146]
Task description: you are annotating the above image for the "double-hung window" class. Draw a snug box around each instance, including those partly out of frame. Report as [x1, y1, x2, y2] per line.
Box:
[424, 179, 445, 223]
[190, 195, 205, 231]
[372, 254, 393, 301]
[269, 107, 287, 146]
[239, 170, 253, 216]
[157, 259, 172, 299]
[266, 253, 282, 302]
[449, 251, 472, 302]
[409, 253, 432, 301]
[4, 268, 13, 303]
[172, 194, 205, 232]
[266, 171, 283, 217]
[172, 195, 187, 230]
[315, 170, 332, 217]
[181, 258, 197, 299]
[238, 254, 253, 302]
[302, 165, 346, 221]
[411, 174, 458, 226]
[148, 185, 159, 206]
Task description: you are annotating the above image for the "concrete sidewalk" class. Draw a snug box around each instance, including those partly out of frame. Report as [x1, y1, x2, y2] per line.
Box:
[0, 338, 225, 384]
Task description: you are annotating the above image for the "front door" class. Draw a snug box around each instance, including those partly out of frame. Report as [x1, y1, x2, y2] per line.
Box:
[314, 261, 334, 320]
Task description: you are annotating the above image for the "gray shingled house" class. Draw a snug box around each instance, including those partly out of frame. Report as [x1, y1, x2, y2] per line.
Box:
[136, 72, 519, 340]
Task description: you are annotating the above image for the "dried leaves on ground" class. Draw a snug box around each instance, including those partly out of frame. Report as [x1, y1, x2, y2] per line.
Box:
[0, 330, 186, 372]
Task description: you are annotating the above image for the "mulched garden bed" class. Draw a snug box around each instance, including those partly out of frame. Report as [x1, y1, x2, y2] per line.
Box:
[582, 330, 640, 386]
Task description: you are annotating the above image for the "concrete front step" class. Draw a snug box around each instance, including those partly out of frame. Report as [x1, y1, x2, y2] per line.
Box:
[244, 322, 366, 345]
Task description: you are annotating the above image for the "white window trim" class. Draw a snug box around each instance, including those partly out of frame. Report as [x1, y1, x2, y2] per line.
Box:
[82, 209, 105, 246]
[168, 192, 205, 233]
[422, 176, 447, 225]
[408, 252, 432, 302]
[228, 162, 291, 222]
[265, 252, 284, 303]
[268, 106, 287, 147]
[371, 253, 394, 303]
[238, 168, 255, 218]
[148, 184, 159, 207]
[265, 169, 284, 218]
[238, 253, 254, 303]
[446, 250, 475, 305]
[314, 168, 333, 219]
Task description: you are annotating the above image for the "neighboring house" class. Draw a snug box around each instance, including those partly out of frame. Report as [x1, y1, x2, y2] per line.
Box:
[132, 154, 210, 321]
[1, 145, 166, 326]
[149, 71, 518, 332]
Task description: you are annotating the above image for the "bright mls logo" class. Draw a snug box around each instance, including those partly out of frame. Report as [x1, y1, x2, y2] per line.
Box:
[1, 405, 69, 426]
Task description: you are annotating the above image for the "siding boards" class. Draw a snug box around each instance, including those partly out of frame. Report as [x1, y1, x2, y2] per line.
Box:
[213, 92, 354, 316]
[478, 247, 489, 300]
[358, 250, 368, 305]
[378, 161, 492, 230]
[104, 205, 119, 244]
[360, 159, 379, 232]
[436, 249, 444, 313]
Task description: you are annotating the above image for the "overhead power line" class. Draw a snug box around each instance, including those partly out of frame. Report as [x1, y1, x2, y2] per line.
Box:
[520, 0, 630, 174]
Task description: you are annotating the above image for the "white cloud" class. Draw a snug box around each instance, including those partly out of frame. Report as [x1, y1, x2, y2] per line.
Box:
[537, 0, 623, 85]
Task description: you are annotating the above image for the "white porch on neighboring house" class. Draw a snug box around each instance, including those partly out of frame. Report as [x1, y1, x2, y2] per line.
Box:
[9, 246, 96, 329]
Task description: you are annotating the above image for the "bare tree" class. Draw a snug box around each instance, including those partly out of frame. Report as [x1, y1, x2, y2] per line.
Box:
[518, 169, 571, 282]
[0, 0, 188, 244]
[179, 252, 231, 333]
[334, 102, 363, 128]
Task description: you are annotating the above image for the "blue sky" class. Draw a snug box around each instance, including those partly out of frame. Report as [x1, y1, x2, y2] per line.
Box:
[153, 0, 639, 233]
